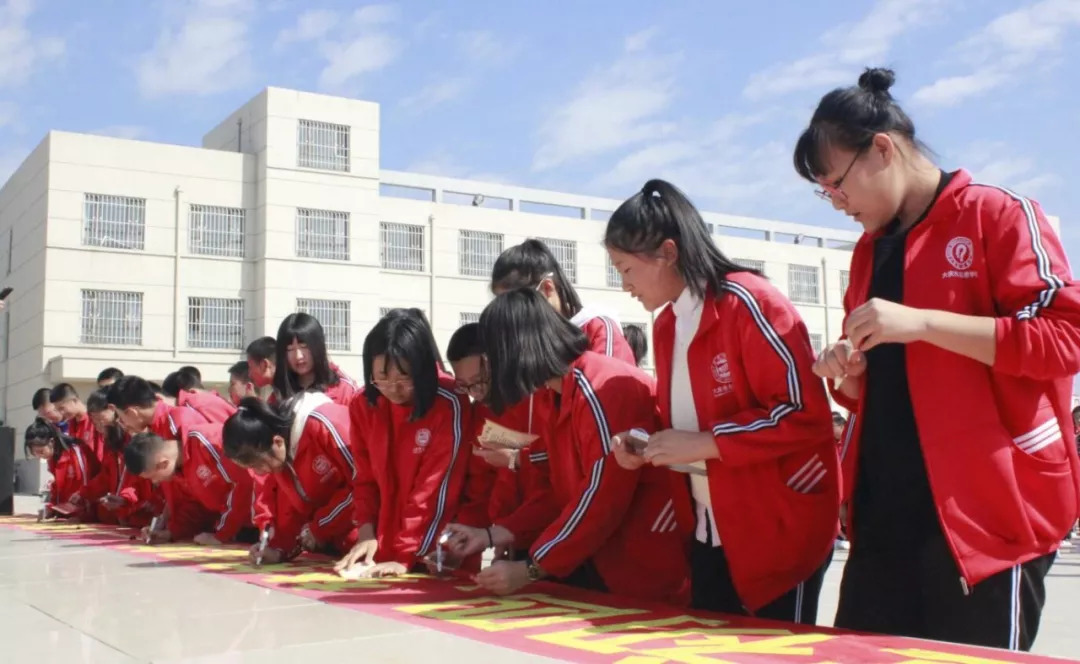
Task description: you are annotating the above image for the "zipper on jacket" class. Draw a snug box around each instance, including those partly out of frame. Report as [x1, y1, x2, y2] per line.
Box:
[960, 576, 970, 596]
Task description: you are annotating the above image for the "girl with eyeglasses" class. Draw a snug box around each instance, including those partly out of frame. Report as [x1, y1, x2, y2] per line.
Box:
[606, 179, 838, 623]
[334, 309, 473, 579]
[796, 67, 1080, 651]
[447, 288, 689, 604]
[274, 313, 360, 406]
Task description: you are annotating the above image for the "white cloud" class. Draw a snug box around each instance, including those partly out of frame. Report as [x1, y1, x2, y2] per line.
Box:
[960, 140, 1061, 197]
[0, 100, 16, 128]
[914, 0, 1080, 107]
[910, 71, 1006, 107]
[624, 28, 659, 54]
[274, 9, 337, 48]
[532, 39, 682, 171]
[405, 151, 509, 184]
[400, 77, 470, 114]
[457, 30, 516, 62]
[0, 0, 65, 89]
[136, 0, 254, 98]
[743, 0, 949, 100]
[275, 4, 402, 93]
[87, 125, 149, 140]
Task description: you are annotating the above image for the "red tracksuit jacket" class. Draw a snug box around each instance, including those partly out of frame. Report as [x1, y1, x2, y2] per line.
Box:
[529, 352, 690, 605]
[176, 390, 237, 423]
[47, 443, 99, 510]
[80, 445, 127, 524]
[655, 272, 840, 611]
[350, 374, 471, 567]
[832, 170, 1080, 590]
[150, 399, 211, 443]
[571, 308, 637, 366]
[67, 412, 106, 463]
[252, 401, 357, 558]
[169, 423, 254, 541]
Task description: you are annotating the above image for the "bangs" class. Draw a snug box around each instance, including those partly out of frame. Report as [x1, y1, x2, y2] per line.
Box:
[793, 123, 834, 183]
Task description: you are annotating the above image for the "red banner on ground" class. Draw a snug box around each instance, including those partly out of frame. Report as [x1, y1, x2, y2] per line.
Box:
[2, 517, 1071, 664]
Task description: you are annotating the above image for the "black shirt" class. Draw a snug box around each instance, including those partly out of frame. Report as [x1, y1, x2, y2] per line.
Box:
[852, 171, 954, 551]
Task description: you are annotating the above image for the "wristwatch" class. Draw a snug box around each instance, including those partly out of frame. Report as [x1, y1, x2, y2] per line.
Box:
[525, 557, 544, 582]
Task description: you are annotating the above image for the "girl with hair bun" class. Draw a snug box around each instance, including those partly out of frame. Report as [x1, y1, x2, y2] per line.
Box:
[797, 67, 1080, 650]
[606, 178, 838, 623]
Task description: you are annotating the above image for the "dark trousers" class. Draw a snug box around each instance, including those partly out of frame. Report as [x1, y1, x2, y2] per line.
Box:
[835, 534, 1054, 651]
[690, 540, 831, 624]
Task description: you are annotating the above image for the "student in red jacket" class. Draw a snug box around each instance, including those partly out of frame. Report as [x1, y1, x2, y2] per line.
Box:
[449, 290, 689, 604]
[246, 336, 277, 393]
[606, 179, 838, 621]
[274, 313, 358, 406]
[163, 366, 238, 422]
[794, 68, 1080, 651]
[492, 239, 636, 364]
[123, 425, 255, 545]
[333, 308, 471, 578]
[51, 383, 105, 462]
[26, 419, 99, 520]
[444, 322, 556, 558]
[107, 376, 210, 443]
[223, 393, 357, 563]
[228, 360, 257, 406]
[76, 389, 134, 524]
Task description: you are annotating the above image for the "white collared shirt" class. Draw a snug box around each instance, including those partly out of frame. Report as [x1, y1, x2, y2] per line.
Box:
[670, 287, 721, 546]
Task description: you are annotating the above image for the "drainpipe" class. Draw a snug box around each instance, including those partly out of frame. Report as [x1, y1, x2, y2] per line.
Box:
[428, 214, 436, 328]
[173, 187, 182, 358]
[821, 256, 830, 342]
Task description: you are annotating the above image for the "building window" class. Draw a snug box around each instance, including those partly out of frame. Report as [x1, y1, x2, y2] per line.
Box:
[189, 205, 245, 258]
[788, 264, 821, 304]
[839, 270, 851, 298]
[809, 333, 824, 355]
[297, 298, 350, 351]
[537, 237, 577, 283]
[458, 230, 503, 277]
[296, 208, 349, 261]
[735, 258, 766, 276]
[83, 194, 146, 250]
[606, 255, 621, 288]
[297, 119, 350, 172]
[187, 297, 244, 349]
[380, 222, 424, 272]
[80, 290, 143, 345]
[460, 312, 480, 326]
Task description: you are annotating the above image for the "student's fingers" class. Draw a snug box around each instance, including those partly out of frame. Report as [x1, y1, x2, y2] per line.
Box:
[334, 546, 363, 572]
[846, 350, 867, 377]
[361, 541, 378, 566]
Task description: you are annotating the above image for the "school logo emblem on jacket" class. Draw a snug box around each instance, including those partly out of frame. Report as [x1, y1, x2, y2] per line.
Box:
[944, 236, 977, 279]
[312, 455, 332, 476]
[414, 428, 431, 454]
[712, 353, 733, 397]
[196, 465, 213, 485]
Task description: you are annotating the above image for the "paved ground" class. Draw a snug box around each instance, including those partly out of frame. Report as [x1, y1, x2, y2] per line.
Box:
[5, 495, 1079, 662]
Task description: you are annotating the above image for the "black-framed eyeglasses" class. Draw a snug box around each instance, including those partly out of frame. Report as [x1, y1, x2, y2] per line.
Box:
[815, 143, 871, 202]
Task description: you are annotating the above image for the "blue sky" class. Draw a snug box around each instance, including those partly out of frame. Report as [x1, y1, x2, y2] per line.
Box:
[2, 0, 1078, 259]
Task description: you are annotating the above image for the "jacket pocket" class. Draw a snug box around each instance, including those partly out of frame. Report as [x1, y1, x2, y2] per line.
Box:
[1010, 445, 1076, 544]
[1012, 417, 1066, 462]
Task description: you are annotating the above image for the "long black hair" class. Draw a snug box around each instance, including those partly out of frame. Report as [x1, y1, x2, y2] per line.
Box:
[491, 239, 583, 319]
[604, 179, 754, 300]
[274, 313, 339, 400]
[362, 308, 441, 420]
[479, 288, 588, 415]
[24, 418, 75, 463]
[222, 396, 294, 467]
[793, 67, 930, 182]
[86, 388, 126, 453]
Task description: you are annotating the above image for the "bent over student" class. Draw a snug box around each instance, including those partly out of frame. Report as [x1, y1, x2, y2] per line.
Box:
[607, 179, 838, 621]
[459, 289, 690, 604]
[335, 309, 471, 578]
[796, 68, 1080, 651]
[223, 393, 357, 563]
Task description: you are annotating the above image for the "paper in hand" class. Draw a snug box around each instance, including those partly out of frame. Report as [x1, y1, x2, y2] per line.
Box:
[336, 563, 373, 581]
[477, 419, 538, 450]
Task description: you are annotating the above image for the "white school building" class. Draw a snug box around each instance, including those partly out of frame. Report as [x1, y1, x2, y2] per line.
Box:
[0, 87, 870, 430]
